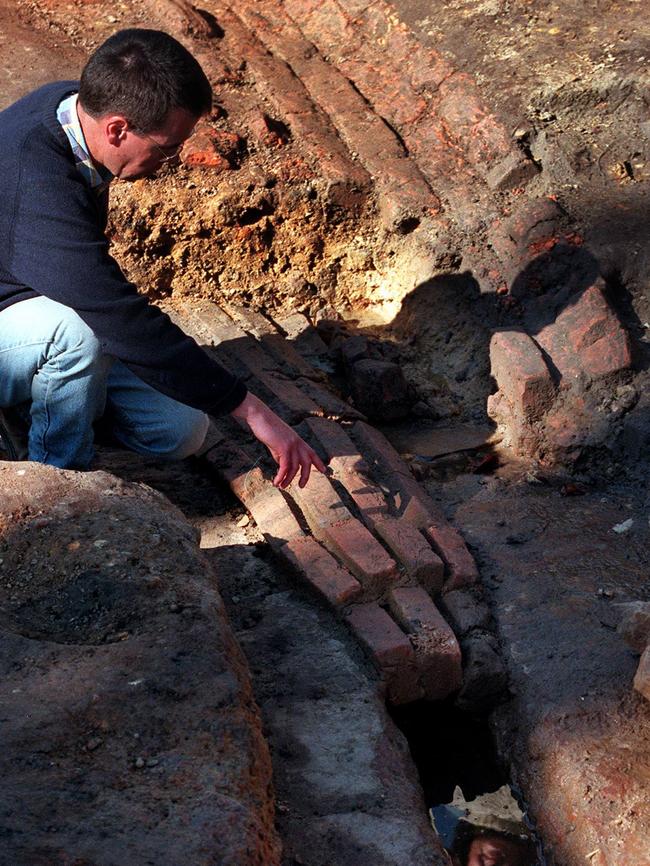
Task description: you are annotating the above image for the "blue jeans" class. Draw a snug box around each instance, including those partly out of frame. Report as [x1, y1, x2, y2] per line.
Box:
[0, 296, 209, 469]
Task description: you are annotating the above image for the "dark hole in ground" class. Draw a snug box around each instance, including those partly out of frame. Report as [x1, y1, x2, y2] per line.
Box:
[390, 698, 505, 807]
[391, 699, 544, 866]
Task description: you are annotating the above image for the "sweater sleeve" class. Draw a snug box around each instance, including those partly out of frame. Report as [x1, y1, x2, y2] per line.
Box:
[7, 128, 247, 415]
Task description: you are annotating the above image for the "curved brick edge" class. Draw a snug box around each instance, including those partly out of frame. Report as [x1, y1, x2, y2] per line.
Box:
[183, 301, 504, 705]
[0, 462, 281, 866]
[152, 0, 541, 290]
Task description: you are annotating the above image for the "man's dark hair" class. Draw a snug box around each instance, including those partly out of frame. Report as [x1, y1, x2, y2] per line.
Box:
[79, 29, 212, 132]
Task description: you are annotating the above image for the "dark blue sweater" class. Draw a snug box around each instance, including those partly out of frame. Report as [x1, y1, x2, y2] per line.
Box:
[0, 82, 247, 415]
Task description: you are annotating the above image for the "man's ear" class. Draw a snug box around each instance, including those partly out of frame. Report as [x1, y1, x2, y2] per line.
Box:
[104, 116, 129, 147]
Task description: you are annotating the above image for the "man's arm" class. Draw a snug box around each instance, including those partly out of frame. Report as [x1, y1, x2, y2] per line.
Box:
[231, 392, 326, 488]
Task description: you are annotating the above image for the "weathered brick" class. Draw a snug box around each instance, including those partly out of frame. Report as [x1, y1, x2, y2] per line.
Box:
[248, 112, 288, 147]
[349, 359, 411, 421]
[346, 602, 421, 703]
[295, 378, 365, 421]
[489, 330, 556, 424]
[352, 421, 448, 528]
[216, 5, 370, 196]
[388, 586, 463, 700]
[289, 468, 352, 529]
[375, 518, 444, 593]
[424, 523, 479, 592]
[261, 333, 325, 381]
[536, 282, 632, 381]
[275, 312, 329, 358]
[439, 589, 491, 637]
[203, 439, 305, 549]
[223, 304, 276, 337]
[323, 519, 398, 597]
[305, 416, 390, 521]
[246, 486, 306, 550]
[280, 535, 362, 607]
[180, 129, 232, 170]
[486, 149, 539, 191]
[456, 632, 508, 712]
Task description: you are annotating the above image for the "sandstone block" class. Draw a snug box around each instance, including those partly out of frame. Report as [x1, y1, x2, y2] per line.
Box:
[280, 536, 363, 607]
[490, 330, 556, 423]
[388, 587, 463, 700]
[346, 603, 421, 703]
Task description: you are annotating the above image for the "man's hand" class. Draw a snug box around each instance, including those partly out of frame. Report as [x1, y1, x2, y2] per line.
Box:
[230, 392, 326, 488]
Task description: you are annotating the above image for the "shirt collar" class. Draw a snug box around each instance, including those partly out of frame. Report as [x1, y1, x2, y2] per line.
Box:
[56, 92, 113, 193]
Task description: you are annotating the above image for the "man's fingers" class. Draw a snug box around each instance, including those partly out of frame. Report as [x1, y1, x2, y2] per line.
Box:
[297, 457, 312, 488]
[273, 453, 290, 488]
[311, 451, 327, 474]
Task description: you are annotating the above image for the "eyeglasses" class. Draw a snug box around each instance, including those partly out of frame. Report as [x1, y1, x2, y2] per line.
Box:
[136, 130, 184, 162]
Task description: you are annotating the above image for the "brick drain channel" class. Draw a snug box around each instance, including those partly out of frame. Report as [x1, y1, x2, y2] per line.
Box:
[392, 701, 546, 866]
[167, 298, 552, 865]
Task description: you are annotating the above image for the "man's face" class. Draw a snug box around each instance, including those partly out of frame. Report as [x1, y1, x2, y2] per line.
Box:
[466, 834, 528, 866]
[110, 106, 198, 180]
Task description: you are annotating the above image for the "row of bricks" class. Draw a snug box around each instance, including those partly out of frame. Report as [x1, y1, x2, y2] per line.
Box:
[185, 300, 481, 701]
[175, 297, 480, 595]
[206, 3, 372, 211]
[219, 0, 536, 289]
[229, 0, 442, 231]
[172, 299, 363, 425]
[202, 432, 461, 703]
[279, 0, 536, 196]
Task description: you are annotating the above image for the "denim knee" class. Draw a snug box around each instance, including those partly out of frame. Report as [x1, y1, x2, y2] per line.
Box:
[165, 411, 210, 460]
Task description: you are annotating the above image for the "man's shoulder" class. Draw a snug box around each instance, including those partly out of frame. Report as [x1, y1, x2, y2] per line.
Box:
[0, 80, 79, 133]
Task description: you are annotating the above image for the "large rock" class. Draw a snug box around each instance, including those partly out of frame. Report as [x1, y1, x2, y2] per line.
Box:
[0, 461, 280, 866]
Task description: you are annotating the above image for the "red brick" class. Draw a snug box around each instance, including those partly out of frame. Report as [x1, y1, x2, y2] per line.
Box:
[280, 536, 362, 607]
[346, 602, 421, 703]
[489, 330, 556, 424]
[248, 113, 287, 147]
[322, 519, 398, 597]
[180, 130, 232, 170]
[295, 378, 365, 421]
[352, 421, 448, 528]
[283, 0, 360, 56]
[203, 439, 306, 549]
[192, 315, 322, 423]
[424, 523, 479, 591]
[306, 417, 390, 519]
[216, 5, 370, 195]
[536, 282, 632, 381]
[388, 586, 463, 700]
[289, 468, 352, 529]
[261, 334, 326, 381]
[374, 518, 444, 593]
[246, 486, 306, 549]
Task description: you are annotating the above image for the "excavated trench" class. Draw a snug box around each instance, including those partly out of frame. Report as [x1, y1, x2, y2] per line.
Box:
[2, 0, 650, 864]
